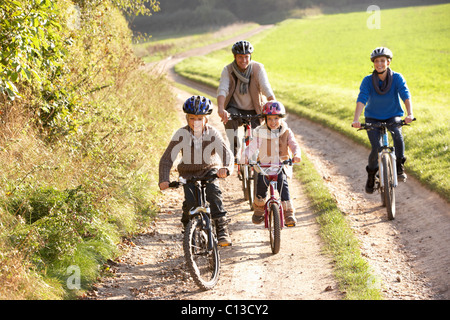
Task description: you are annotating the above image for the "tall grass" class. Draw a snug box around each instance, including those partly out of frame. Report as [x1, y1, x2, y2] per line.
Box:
[175, 4, 450, 202]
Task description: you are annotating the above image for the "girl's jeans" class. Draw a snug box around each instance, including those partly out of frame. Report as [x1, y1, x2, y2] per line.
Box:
[366, 116, 405, 170]
[255, 171, 290, 202]
[182, 179, 226, 226]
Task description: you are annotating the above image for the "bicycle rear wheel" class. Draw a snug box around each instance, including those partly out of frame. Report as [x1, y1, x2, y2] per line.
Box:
[183, 217, 220, 290]
[241, 165, 249, 201]
[247, 167, 255, 210]
[268, 203, 281, 254]
[382, 154, 396, 220]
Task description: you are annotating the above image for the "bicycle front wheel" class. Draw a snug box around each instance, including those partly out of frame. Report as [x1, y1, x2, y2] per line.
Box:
[382, 154, 396, 220]
[268, 203, 281, 254]
[183, 217, 220, 290]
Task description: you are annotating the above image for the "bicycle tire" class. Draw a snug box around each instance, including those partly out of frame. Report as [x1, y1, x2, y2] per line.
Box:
[251, 170, 258, 211]
[268, 203, 281, 254]
[183, 217, 220, 290]
[241, 165, 249, 201]
[247, 167, 255, 210]
[382, 154, 396, 220]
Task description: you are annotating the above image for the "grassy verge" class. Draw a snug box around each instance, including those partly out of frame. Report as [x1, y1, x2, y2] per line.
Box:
[174, 4, 450, 202]
[294, 157, 382, 300]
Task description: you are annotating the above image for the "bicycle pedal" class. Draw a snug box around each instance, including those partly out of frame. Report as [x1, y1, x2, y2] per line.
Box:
[218, 243, 232, 247]
[285, 223, 296, 227]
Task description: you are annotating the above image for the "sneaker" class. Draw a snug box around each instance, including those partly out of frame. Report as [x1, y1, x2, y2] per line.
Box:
[397, 158, 407, 182]
[365, 166, 378, 194]
[282, 201, 297, 227]
[215, 217, 232, 246]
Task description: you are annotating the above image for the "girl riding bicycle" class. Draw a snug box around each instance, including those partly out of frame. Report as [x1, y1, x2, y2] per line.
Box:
[352, 47, 414, 194]
[242, 101, 301, 226]
[159, 96, 234, 246]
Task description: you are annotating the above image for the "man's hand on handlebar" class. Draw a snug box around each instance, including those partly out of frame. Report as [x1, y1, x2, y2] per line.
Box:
[218, 108, 229, 124]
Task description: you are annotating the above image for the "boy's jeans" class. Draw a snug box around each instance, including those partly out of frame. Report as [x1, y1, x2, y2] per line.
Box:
[365, 116, 405, 170]
[182, 179, 226, 226]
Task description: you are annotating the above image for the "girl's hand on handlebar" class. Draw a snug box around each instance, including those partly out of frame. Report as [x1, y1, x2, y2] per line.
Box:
[293, 156, 301, 163]
[159, 181, 169, 190]
[352, 121, 361, 129]
[404, 115, 414, 124]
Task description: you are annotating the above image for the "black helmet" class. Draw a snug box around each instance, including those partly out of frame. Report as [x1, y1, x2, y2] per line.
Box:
[232, 40, 254, 55]
[183, 95, 213, 115]
[370, 47, 393, 62]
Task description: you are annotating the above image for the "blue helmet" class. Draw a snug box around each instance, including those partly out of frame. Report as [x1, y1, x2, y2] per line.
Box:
[183, 96, 213, 115]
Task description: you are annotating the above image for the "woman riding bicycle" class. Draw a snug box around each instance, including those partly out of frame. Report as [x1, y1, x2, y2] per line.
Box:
[217, 40, 276, 161]
[242, 101, 301, 226]
[159, 96, 234, 246]
[351, 47, 414, 194]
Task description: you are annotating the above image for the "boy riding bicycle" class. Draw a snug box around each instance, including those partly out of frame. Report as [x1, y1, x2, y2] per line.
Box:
[352, 47, 414, 194]
[159, 96, 234, 246]
[242, 101, 301, 226]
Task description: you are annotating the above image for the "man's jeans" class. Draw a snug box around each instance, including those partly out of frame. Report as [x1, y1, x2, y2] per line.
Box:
[365, 116, 405, 170]
[225, 105, 260, 159]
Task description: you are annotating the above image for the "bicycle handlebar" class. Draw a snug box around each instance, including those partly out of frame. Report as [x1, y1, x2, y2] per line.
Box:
[228, 114, 262, 123]
[358, 117, 416, 131]
[169, 171, 230, 188]
[244, 159, 295, 167]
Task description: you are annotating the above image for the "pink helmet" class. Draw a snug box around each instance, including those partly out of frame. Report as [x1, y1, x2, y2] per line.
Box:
[262, 101, 286, 117]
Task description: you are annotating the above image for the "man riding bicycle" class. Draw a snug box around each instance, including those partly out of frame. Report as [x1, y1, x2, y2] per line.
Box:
[351, 47, 414, 194]
[217, 40, 276, 162]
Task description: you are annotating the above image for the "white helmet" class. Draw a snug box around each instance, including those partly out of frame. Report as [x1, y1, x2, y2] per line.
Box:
[370, 47, 393, 62]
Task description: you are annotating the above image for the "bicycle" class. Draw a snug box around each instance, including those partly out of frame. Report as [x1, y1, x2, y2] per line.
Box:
[228, 114, 261, 210]
[358, 118, 415, 220]
[169, 172, 228, 290]
[245, 159, 294, 254]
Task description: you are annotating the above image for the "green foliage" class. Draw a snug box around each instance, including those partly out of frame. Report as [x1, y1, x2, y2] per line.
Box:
[0, 0, 177, 299]
[0, 0, 65, 100]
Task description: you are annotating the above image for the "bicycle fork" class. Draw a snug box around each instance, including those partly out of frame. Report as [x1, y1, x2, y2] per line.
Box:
[378, 150, 398, 188]
[264, 181, 284, 228]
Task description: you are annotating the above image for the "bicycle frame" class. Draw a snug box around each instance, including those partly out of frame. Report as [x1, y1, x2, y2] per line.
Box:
[170, 176, 217, 250]
[252, 163, 288, 229]
[190, 180, 215, 250]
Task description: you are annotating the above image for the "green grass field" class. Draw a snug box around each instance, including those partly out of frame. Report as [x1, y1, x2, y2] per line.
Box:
[175, 4, 450, 201]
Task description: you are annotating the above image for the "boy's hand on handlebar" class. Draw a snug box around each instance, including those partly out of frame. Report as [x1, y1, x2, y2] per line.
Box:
[217, 168, 229, 178]
[159, 181, 169, 190]
[292, 156, 301, 163]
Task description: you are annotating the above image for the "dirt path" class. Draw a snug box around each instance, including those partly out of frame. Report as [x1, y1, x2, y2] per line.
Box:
[89, 25, 450, 301]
